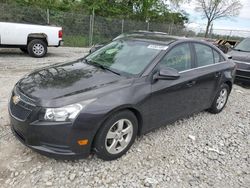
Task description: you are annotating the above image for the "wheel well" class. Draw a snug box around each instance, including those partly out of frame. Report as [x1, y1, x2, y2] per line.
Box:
[126, 108, 143, 135]
[106, 107, 143, 135]
[27, 33, 48, 45]
[91, 107, 143, 152]
[224, 81, 232, 93]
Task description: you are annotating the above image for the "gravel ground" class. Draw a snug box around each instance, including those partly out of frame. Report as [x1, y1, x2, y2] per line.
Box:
[0, 47, 249, 188]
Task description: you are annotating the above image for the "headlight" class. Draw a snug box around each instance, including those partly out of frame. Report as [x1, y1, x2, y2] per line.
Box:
[44, 99, 96, 122]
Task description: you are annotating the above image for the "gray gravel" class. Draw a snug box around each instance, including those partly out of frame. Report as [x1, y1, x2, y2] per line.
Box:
[0, 47, 249, 188]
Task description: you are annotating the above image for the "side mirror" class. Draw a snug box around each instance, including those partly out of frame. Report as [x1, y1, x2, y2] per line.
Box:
[225, 54, 232, 59]
[89, 44, 104, 53]
[154, 67, 180, 80]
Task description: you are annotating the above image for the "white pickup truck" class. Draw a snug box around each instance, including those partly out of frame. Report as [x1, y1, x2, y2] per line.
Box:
[0, 22, 63, 57]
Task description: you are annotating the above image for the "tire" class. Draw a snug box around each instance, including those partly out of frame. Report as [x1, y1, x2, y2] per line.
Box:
[208, 83, 230, 114]
[94, 110, 138, 161]
[20, 47, 28, 53]
[27, 39, 47, 58]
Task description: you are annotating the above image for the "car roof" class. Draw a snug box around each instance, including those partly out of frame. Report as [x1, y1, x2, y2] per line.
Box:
[113, 31, 222, 51]
[114, 31, 207, 45]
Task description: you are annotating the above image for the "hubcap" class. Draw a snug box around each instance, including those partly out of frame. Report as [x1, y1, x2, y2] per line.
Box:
[105, 119, 133, 154]
[32, 43, 44, 55]
[216, 88, 228, 110]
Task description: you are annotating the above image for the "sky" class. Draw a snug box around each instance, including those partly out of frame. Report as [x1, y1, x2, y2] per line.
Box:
[181, 0, 250, 36]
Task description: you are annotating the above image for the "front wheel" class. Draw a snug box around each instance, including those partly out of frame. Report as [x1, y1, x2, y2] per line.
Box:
[208, 84, 230, 114]
[27, 39, 47, 58]
[94, 110, 138, 161]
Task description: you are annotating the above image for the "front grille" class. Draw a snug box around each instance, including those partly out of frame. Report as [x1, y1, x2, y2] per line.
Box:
[10, 87, 36, 121]
[10, 101, 33, 120]
[236, 69, 250, 78]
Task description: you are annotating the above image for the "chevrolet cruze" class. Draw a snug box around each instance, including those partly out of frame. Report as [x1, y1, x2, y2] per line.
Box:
[9, 33, 236, 160]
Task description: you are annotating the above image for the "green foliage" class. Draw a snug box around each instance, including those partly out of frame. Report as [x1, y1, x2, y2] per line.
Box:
[80, 0, 188, 24]
[63, 35, 89, 47]
[0, 0, 189, 47]
[5, 0, 188, 25]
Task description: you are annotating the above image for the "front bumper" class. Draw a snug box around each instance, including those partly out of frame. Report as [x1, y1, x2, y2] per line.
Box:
[234, 61, 250, 83]
[8, 86, 108, 159]
[9, 111, 92, 159]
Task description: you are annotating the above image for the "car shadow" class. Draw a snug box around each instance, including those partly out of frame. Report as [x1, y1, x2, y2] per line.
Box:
[0, 49, 59, 58]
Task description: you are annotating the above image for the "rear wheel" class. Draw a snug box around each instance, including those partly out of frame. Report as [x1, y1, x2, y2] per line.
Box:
[27, 39, 47, 58]
[94, 110, 138, 161]
[208, 84, 230, 114]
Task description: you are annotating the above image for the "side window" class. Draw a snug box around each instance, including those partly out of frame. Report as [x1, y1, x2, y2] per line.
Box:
[159, 43, 192, 72]
[194, 43, 214, 67]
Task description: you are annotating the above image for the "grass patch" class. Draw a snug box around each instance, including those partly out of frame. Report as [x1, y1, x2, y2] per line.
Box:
[92, 36, 112, 45]
[63, 35, 112, 47]
[63, 35, 89, 47]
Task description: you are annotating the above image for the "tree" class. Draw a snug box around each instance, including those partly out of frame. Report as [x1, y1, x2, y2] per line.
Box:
[3, 0, 188, 25]
[79, 0, 188, 24]
[195, 0, 242, 38]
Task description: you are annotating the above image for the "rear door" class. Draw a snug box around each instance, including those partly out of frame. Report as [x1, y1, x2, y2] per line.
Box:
[0, 23, 26, 45]
[1, 23, 16, 45]
[189, 42, 225, 110]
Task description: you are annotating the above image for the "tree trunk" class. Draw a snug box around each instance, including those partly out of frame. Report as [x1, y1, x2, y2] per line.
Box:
[205, 20, 211, 38]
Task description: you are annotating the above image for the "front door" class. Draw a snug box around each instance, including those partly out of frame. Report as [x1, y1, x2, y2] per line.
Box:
[148, 43, 199, 131]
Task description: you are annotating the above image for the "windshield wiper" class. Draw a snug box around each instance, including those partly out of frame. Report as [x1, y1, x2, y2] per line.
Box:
[84, 59, 121, 76]
[234, 48, 242, 51]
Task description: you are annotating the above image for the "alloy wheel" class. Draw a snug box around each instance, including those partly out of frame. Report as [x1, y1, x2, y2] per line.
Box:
[105, 119, 133, 154]
[216, 88, 228, 110]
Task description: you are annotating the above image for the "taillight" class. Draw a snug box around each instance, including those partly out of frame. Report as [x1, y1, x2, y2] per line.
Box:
[59, 30, 63, 38]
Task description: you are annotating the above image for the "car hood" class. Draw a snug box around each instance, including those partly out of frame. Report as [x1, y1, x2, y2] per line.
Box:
[228, 50, 250, 63]
[17, 60, 133, 107]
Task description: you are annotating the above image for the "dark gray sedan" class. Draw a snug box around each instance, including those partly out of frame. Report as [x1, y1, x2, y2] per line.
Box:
[228, 38, 250, 84]
[9, 34, 236, 160]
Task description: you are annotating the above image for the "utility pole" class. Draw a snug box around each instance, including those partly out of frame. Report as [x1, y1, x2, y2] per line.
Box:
[46, 9, 50, 25]
[146, 19, 150, 31]
[89, 8, 95, 46]
[121, 19, 124, 33]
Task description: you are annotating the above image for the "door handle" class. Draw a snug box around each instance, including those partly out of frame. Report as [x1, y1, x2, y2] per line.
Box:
[186, 80, 196, 87]
[215, 72, 222, 78]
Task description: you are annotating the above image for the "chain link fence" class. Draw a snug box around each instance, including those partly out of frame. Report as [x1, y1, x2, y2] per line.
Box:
[189, 26, 250, 41]
[0, 3, 189, 47]
[1, 3, 250, 47]
[212, 29, 250, 40]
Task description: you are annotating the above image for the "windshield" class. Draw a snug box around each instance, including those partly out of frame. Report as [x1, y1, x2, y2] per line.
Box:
[86, 40, 164, 75]
[234, 38, 250, 52]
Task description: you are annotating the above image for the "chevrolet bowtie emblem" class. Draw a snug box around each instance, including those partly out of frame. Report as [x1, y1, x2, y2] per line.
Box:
[12, 95, 21, 105]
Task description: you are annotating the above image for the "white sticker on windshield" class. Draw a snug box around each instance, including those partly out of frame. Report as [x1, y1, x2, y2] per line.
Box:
[147, 45, 168, 50]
